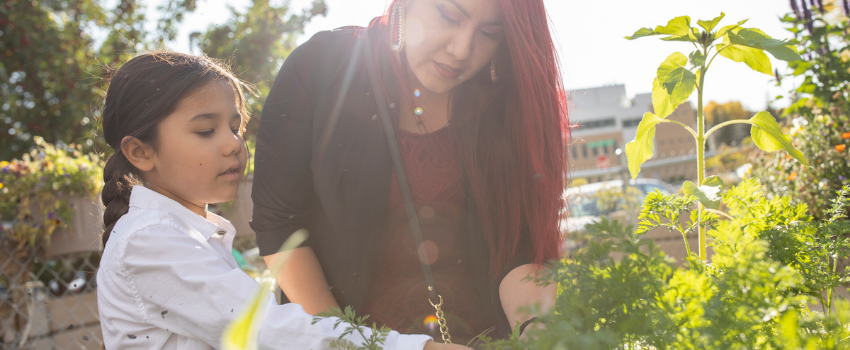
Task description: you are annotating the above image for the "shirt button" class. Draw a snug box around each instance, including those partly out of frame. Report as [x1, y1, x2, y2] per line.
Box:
[216, 230, 226, 236]
[372, 114, 378, 121]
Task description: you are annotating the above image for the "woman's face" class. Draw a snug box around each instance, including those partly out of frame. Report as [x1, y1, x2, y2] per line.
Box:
[402, 0, 505, 94]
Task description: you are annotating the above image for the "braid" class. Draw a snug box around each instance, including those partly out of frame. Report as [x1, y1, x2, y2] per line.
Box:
[101, 152, 138, 246]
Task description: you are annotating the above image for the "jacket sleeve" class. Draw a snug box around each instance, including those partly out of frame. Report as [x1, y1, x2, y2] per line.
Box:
[118, 223, 432, 350]
[250, 35, 320, 256]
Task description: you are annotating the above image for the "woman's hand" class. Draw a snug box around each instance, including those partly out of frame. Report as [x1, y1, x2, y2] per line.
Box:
[423, 341, 473, 350]
[499, 264, 556, 328]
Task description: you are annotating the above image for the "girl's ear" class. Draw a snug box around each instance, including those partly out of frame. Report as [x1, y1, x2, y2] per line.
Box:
[121, 136, 155, 172]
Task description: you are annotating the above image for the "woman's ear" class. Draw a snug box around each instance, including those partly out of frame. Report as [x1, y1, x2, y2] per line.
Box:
[121, 136, 155, 172]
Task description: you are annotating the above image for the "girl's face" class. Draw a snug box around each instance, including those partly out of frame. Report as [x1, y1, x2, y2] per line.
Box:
[143, 81, 246, 212]
[403, 0, 505, 94]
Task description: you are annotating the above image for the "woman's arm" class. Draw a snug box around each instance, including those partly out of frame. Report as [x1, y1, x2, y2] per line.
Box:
[498, 263, 556, 329]
[264, 247, 339, 315]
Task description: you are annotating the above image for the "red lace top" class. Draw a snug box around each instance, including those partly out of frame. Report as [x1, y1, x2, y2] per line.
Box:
[359, 126, 495, 343]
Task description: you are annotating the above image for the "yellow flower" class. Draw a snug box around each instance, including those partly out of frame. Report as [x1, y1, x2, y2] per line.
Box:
[220, 230, 308, 350]
[0, 161, 8, 167]
[841, 49, 850, 63]
[0, 183, 4, 190]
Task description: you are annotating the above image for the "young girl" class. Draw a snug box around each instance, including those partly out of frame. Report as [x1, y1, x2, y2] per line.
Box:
[95, 52, 470, 350]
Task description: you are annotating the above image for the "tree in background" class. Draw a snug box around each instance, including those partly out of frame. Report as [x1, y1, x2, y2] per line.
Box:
[0, 0, 146, 160]
[193, 0, 327, 135]
[0, 0, 326, 160]
[704, 101, 754, 147]
[751, 0, 850, 219]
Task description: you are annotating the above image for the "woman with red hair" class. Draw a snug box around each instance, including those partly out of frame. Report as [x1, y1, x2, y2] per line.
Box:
[252, 0, 568, 344]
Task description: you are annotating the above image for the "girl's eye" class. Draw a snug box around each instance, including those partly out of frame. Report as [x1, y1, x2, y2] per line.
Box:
[231, 128, 240, 135]
[197, 130, 214, 137]
[437, 5, 460, 25]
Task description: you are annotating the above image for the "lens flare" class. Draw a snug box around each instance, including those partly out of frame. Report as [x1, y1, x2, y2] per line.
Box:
[414, 89, 421, 97]
[424, 315, 439, 332]
[414, 107, 424, 116]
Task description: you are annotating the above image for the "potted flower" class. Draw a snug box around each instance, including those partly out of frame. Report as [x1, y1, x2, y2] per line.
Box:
[0, 136, 104, 258]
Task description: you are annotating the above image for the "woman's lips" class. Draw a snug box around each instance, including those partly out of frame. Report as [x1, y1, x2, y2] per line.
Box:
[433, 61, 461, 79]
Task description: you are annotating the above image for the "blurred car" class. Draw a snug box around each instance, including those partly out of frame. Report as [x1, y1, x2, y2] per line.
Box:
[561, 178, 675, 253]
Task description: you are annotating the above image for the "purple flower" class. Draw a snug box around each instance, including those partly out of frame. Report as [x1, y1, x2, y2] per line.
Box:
[844, 0, 850, 16]
[47, 212, 56, 220]
[801, 0, 814, 36]
[791, 0, 801, 19]
[1, 166, 7, 173]
[815, 0, 825, 14]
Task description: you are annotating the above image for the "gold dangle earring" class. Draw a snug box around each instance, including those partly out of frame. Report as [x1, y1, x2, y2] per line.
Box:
[490, 57, 499, 83]
[390, 2, 405, 52]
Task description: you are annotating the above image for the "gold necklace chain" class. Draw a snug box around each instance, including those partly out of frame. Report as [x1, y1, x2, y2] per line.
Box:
[429, 295, 452, 344]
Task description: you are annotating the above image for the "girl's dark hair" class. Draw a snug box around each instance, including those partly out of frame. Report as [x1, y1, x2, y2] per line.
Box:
[100, 51, 251, 246]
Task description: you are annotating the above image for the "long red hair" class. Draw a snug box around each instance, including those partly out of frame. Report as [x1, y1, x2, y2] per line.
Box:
[373, 0, 569, 278]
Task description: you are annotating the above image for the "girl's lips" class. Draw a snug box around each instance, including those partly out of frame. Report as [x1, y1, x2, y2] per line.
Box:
[433, 61, 461, 79]
[218, 166, 242, 181]
[218, 170, 242, 181]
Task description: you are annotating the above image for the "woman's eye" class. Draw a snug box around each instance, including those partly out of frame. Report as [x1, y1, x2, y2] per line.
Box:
[481, 30, 499, 39]
[231, 128, 241, 135]
[438, 6, 460, 24]
[197, 130, 214, 137]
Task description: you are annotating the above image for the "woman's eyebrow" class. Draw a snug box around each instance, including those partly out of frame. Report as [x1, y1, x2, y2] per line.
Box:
[445, 0, 502, 26]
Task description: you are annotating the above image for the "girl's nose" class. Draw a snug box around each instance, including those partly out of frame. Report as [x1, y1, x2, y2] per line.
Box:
[223, 131, 244, 156]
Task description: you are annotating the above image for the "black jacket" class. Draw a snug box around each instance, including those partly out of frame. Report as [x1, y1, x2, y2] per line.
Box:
[250, 24, 532, 339]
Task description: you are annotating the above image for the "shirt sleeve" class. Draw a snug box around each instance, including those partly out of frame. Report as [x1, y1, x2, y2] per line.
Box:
[120, 223, 432, 350]
[250, 36, 318, 256]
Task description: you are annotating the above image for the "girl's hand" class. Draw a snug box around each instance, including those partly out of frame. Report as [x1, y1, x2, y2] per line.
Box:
[423, 341, 473, 350]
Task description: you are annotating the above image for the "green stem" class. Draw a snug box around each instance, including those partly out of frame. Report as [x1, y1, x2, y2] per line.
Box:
[661, 119, 698, 138]
[704, 208, 733, 220]
[697, 45, 708, 262]
[705, 119, 752, 138]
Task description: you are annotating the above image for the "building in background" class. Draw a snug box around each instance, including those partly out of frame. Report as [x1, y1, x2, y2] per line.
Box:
[569, 84, 700, 184]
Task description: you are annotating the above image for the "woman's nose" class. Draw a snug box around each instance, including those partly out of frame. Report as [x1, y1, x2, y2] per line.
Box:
[447, 29, 475, 61]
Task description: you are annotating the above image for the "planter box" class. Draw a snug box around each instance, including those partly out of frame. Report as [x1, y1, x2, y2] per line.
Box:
[45, 196, 103, 258]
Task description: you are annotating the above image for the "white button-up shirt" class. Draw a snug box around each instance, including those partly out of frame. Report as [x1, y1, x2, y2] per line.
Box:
[98, 186, 431, 349]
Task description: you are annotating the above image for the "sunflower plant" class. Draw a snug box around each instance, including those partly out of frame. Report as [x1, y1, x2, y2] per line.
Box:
[622, 13, 807, 261]
[0, 136, 103, 250]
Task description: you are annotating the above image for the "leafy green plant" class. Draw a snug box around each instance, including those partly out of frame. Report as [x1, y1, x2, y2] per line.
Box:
[624, 13, 807, 260]
[722, 180, 850, 315]
[751, 1, 850, 219]
[313, 306, 391, 350]
[0, 137, 103, 250]
[480, 181, 850, 350]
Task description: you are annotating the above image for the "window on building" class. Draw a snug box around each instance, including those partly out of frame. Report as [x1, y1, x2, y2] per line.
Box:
[571, 146, 577, 159]
[581, 144, 588, 159]
[577, 118, 616, 130]
[592, 147, 598, 157]
[622, 117, 642, 127]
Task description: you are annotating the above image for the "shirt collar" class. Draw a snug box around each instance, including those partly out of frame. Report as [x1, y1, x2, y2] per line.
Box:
[128, 186, 236, 242]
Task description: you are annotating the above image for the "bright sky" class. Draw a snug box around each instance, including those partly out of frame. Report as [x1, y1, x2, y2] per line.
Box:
[163, 0, 797, 111]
